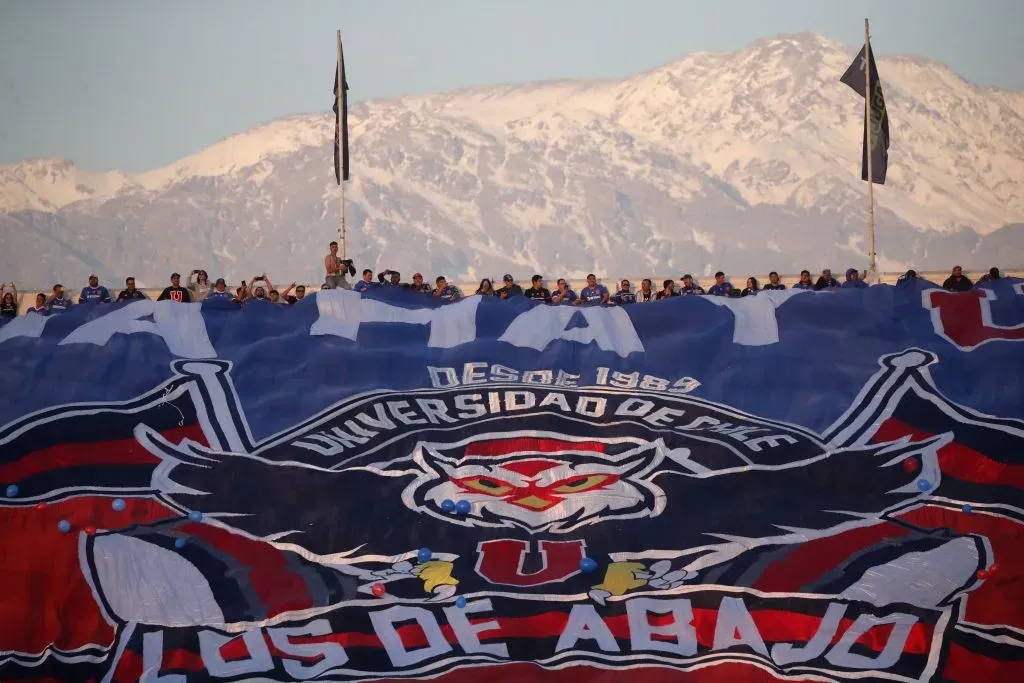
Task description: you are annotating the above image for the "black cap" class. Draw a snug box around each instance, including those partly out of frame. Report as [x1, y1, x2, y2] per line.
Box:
[503, 274, 513, 282]
[171, 272, 181, 279]
[215, 277, 226, 285]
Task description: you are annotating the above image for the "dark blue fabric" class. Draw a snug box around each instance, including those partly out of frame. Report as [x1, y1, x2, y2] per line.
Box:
[0, 281, 1021, 440]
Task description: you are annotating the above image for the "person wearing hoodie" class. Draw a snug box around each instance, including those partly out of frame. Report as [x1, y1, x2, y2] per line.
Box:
[841, 268, 868, 289]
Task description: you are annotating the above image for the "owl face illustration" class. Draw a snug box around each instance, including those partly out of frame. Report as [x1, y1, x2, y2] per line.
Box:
[403, 433, 690, 533]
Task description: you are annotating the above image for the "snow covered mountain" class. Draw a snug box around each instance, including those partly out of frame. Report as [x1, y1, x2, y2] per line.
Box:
[2, 32, 1023, 288]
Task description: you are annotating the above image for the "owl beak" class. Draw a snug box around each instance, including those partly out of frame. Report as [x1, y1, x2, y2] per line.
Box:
[508, 494, 560, 511]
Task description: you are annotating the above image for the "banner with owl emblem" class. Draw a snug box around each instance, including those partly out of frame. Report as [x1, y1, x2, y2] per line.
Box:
[1, 279, 1022, 682]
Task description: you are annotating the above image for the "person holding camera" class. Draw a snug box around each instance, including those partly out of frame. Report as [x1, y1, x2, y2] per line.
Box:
[324, 241, 355, 290]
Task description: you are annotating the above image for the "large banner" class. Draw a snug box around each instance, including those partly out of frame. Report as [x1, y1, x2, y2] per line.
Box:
[1, 280, 1022, 682]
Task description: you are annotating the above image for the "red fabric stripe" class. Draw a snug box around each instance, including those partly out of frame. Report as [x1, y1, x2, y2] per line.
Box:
[0, 423, 206, 482]
[465, 438, 606, 458]
[872, 418, 1024, 489]
[752, 521, 911, 592]
[161, 647, 205, 671]
[0, 496, 177, 654]
[183, 523, 314, 616]
[943, 642, 1024, 683]
[111, 649, 142, 683]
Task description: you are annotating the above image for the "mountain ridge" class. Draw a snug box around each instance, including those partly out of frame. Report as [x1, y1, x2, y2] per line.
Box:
[2, 32, 1022, 287]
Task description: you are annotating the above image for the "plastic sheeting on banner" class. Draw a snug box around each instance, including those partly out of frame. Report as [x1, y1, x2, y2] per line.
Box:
[0, 279, 1022, 682]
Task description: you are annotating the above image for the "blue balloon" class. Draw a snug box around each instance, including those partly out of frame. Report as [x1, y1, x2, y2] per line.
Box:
[188, 510, 203, 522]
[579, 557, 598, 573]
[916, 479, 932, 491]
[962, 504, 974, 514]
[455, 500, 471, 515]
[441, 499, 456, 513]
[417, 547, 432, 563]
[5, 484, 18, 498]
[57, 520, 71, 533]
[455, 596, 467, 609]
[175, 537, 187, 549]
[112, 498, 126, 511]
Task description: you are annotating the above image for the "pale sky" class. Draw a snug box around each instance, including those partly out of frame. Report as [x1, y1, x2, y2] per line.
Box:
[1, 0, 1021, 172]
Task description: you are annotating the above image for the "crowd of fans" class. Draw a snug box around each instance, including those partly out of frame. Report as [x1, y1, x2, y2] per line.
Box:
[0, 240, 1010, 319]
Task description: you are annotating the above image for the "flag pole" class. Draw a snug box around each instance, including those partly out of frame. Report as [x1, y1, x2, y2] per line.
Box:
[336, 29, 347, 260]
[864, 18, 876, 278]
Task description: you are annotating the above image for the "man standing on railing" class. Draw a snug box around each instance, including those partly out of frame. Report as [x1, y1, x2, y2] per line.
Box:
[324, 241, 355, 290]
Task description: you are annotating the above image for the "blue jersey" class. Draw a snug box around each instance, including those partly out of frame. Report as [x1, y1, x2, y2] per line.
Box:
[612, 290, 635, 304]
[79, 286, 111, 303]
[206, 290, 236, 302]
[434, 285, 461, 302]
[707, 283, 734, 297]
[552, 289, 577, 305]
[579, 284, 609, 304]
[680, 284, 705, 296]
[792, 282, 814, 290]
[48, 296, 73, 312]
[354, 280, 380, 293]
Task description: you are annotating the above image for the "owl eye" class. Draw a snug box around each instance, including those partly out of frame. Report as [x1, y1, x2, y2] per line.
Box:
[550, 474, 616, 494]
[453, 476, 514, 496]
